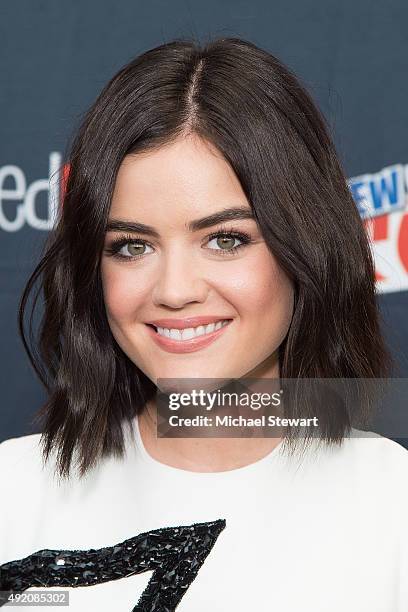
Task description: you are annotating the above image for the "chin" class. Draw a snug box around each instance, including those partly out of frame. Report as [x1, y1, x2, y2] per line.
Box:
[153, 367, 216, 380]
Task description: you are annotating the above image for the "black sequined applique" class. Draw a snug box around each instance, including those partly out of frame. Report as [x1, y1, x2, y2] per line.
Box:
[0, 519, 226, 611]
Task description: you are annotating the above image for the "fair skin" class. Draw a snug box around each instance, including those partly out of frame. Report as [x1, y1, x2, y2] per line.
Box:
[100, 133, 294, 472]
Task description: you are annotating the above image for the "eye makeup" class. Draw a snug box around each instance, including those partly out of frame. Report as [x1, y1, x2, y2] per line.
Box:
[103, 224, 254, 262]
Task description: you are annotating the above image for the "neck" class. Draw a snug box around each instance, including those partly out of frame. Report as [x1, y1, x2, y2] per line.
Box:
[138, 409, 282, 472]
[137, 361, 283, 473]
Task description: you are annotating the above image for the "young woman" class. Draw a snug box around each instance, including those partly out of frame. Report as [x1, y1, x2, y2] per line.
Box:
[0, 37, 407, 611]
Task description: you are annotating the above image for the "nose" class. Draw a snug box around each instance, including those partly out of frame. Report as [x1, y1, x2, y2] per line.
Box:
[151, 246, 209, 309]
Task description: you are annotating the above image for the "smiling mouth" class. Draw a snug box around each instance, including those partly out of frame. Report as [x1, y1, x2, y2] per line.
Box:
[146, 319, 232, 342]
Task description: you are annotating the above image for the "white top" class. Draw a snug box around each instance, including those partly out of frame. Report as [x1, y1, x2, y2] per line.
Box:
[0, 421, 407, 611]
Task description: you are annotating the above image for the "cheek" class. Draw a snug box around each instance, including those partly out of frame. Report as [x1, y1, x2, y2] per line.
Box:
[219, 251, 294, 323]
[259, 262, 294, 339]
[100, 264, 148, 321]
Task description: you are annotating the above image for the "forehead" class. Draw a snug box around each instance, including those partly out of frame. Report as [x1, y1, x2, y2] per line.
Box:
[109, 134, 250, 222]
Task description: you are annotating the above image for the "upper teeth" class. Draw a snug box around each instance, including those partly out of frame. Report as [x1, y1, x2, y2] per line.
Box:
[155, 320, 230, 341]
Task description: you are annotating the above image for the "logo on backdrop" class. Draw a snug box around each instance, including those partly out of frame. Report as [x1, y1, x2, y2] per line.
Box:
[348, 165, 408, 294]
[0, 154, 407, 294]
[0, 152, 62, 232]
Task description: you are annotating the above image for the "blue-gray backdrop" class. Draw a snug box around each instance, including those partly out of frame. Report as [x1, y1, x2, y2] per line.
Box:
[1, 1, 407, 445]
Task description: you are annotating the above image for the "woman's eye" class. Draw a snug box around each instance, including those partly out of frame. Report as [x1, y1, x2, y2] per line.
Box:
[119, 242, 153, 257]
[105, 229, 252, 261]
[206, 235, 243, 251]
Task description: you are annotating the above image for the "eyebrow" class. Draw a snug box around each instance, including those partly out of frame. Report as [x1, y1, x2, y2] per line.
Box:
[105, 206, 255, 237]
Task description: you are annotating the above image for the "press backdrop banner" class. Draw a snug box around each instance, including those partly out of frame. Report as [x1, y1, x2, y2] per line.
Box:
[0, 1, 407, 443]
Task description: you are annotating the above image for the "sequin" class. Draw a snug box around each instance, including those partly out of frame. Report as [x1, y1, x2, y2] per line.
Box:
[0, 519, 226, 611]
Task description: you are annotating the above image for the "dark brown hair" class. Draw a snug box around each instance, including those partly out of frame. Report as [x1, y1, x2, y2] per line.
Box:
[19, 36, 392, 479]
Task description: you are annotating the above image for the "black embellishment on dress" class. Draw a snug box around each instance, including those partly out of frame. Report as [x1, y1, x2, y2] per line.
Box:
[0, 519, 226, 611]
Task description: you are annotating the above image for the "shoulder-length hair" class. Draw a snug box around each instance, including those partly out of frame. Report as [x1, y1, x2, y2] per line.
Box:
[19, 36, 392, 479]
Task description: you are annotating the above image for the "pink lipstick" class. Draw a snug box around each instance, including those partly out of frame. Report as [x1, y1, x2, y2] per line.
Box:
[145, 317, 233, 354]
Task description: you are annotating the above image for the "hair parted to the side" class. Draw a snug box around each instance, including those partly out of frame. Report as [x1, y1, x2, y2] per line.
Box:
[18, 36, 393, 480]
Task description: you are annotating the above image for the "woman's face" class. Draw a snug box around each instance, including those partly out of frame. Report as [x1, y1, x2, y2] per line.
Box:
[100, 134, 294, 386]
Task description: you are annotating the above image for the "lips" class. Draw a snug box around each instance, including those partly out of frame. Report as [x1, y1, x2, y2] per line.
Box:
[146, 316, 232, 330]
[145, 318, 233, 354]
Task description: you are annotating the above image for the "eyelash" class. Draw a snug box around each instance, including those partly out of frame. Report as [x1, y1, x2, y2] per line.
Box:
[104, 225, 253, 262]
